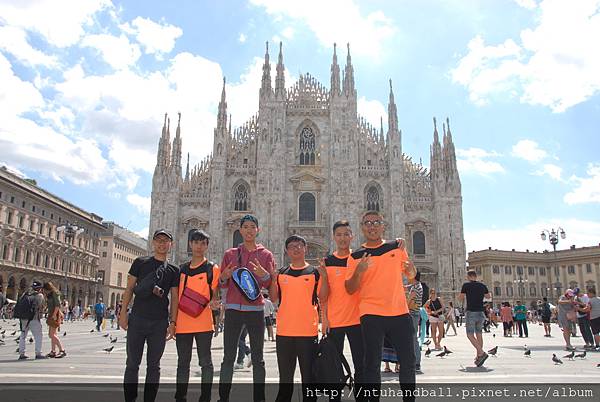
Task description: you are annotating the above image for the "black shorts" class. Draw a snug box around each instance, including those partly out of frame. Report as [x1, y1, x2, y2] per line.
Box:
[542, 315, 551, 324]
[265, 316, 273, 326]
[590, 317, 600, 335]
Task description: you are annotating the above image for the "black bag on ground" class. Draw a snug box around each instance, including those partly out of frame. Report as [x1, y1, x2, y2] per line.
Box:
[13, 293, 36, 321]
[313, 335, 353, 390]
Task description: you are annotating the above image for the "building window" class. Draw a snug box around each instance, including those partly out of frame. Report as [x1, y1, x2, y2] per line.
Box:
[117, 273, 122, 287]
[529, 285, 536, 296]
[528, 266, 534, 275]
[412, 231, 425, 255]
[21, 201, 26, 208]
[103, 241, 108, 247]
[554, 266, 559, 276]
[13, 247, 20, 262]
[539, 267, 546, 276]
[507, 286, 513, 297]
[2, 244, 8, 260]
[299, 193, 316, 222]
[6, 211, 13, 225]
[10, 196, 15, 203]
[505, 266, 512, 275]
[102, 252, 107, 257]
[365, 185, 381, 211]
[586, 263, 592, 273]
[32, 206, 36, 212]
[233, 182, 249, 211]
[541, 283, 547, 297]
[18, 215, 24, 228]
[492, 265, 499, 274]
[568, 265, 575, 274]
[494, 286, 501, 296]
[299, 127, 316, 165]
[517, 266, 523, 275]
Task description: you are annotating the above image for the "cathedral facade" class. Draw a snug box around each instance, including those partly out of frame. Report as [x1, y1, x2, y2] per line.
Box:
[149, 42, 465, 297]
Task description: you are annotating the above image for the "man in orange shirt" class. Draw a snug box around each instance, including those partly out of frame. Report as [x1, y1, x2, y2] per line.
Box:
[319, 220, 365, 402]
[175, 229, 220, 402]
[345, 211, 417, 402]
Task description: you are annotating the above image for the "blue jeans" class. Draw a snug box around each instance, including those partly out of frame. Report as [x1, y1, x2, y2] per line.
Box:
[96, 313, 103, 331]
[410, 311, 421, 370]
[465, 311, 485, 334]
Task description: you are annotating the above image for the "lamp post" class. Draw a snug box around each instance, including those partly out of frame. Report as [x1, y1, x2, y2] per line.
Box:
[540, 227, 566, 301]
[513, 275, 528, 304]
[56, 222, 84, 304]
[93, 275, 103, 304]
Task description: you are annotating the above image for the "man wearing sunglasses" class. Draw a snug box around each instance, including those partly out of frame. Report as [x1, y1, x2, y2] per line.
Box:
[345, 211, 417, 402]
[120, 229, 180, 402]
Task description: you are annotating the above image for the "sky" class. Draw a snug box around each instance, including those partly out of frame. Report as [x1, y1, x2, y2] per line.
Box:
[1, 0, 599, 254]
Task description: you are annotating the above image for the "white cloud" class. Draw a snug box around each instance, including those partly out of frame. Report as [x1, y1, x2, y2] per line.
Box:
[357, 97, 387, 129]
[456, 148, 505, 176]
[239, 33, 247, 43]
[122, 16, 182, 56]
[0, 0, 112, 48]
[250, 0, 396, 61]
[127, 194, 151, 214]
[134, 227, 149, 239]
[511, 139, 548, 162]
[514, 0, 537, 9]
[0, 25, 58, 67]
[533, 163, 564, 182]
[465, 218, 600, 254]
[81, 33, 141, 70]
[452, 0, 600, 112]
[564, 163, 600, 204]
[281, 27, 294, 39]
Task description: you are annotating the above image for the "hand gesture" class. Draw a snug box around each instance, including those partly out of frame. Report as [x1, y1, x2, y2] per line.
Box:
[220, 262, 235, 280]
[249, 259, 268, 276]
[118, 312, 128, 330]
[396, 238, 406, 250]
[317, 258, 328, 277]
[356, 253, 371, 273]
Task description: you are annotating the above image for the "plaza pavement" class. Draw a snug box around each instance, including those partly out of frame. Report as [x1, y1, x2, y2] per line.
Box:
[0, 317, 598, 385]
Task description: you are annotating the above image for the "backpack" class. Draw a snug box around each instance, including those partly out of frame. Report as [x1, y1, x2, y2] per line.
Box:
[421, 282, 430, 306]
[312, 335, 353, 391]
[542, 302, 551, 317]
[14, 293, 36, 321]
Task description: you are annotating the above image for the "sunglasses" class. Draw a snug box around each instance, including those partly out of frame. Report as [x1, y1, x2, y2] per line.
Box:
[362, 220, 384, 227]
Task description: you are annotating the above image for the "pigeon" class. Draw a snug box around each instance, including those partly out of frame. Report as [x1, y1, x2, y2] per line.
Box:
[574, 351, 586, 359]
[1, 330, 5, 334]
[524, 349, 531, 357]
[552, 354, 563, 364]
[10, 331, 16, 336]
[523, 344, 528, 350]
[0, 339, 5, 345]
[488, 346, 498, 356]
[110, 337, 117, 344]
[443, 346, 453, 355]
[424, 348, 431, 357]
[436, 351, 447, 358]
[102, 333, 109, 338]
[423, 340, 431, 346]
[63, 331, 67, 337]
[597, 363, 600, 367]
[28, 337, 33, 343]
[493, 333, 496, 338]
[563, 351, 575, 360]
[103, 346, 114, 353]
[90, 329, 95, 333]
[12, 323, 17, 327]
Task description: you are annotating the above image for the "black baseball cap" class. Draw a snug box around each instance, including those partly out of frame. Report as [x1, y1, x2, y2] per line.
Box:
[285, 234, 307, 249]
[32, 280, 43, 289]
[189, 229, 210, 241]
[240, 214, 259, 227]
[153, 228, 173, 241]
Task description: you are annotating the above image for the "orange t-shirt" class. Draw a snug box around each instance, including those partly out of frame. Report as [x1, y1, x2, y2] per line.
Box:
[176, 260, 220, 334]
[276, 264, 320, 337]
[346, 240, 409, 317]
[324, 252, 360, 328]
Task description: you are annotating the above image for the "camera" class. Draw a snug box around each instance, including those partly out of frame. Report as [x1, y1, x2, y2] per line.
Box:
[153, 285, 165, 298]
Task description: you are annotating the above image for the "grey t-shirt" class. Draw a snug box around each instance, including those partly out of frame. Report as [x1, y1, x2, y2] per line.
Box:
[589, 296, 600, 320]
[557, 295, 574, 320]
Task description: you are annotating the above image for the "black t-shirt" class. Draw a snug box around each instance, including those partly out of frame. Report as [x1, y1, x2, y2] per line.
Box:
[129, 256, 180, 320]
[460, 281, 489, 312]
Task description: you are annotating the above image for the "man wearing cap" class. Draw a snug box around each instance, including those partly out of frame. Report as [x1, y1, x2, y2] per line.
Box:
[120, 229, 180, 402]
[217, 214, 275, 402]
[18, 280, 46, 360]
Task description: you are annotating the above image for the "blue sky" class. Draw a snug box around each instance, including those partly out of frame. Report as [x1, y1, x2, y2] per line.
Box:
[1, 0, 599, 253]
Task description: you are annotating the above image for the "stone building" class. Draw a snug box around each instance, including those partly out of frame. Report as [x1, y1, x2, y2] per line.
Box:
[98, 222, 147, 308]
[149, 42, 466, 296]
[468, 245, 600, 308]
[0, 166, 104, 307]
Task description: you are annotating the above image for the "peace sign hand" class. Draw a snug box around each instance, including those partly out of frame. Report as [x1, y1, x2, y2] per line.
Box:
[356, 253, 371, 273]
[249, 259, 268, 276]
[317, 258, 328, 277]
[220, 262, 235, 280]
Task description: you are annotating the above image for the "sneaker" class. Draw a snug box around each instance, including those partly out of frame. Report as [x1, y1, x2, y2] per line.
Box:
[35, 354, 48, 359]
[18, 354, 28, 360]
[415, 369, 424, 375]
[475, 352, 489, 367]
[246, 357, 252, 368]
[55, 350, 66, 358]
[46, 351, 56, 358]
[234, 362, 244, 370]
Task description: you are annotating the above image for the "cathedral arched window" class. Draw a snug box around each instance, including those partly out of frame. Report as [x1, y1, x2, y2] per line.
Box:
[233, 230, 243, 248]
[233, 182, 249, 211]
[366, 185, 381, 211]
[299, 127, 316, 165]
[299, 193, 316, 222]
[413, 231, 425, 255]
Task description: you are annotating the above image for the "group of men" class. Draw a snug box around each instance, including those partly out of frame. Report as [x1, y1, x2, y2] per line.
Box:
[120, 211, 490, 402]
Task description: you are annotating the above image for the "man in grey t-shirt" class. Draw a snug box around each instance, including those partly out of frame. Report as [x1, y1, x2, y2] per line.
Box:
[18, 281, 46, 360]
[587, 288, 600, 349]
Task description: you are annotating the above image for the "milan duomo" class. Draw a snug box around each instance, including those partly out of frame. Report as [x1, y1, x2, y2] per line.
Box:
[149, 42, 466, 298]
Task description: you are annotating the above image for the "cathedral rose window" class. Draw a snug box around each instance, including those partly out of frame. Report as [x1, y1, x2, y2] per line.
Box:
[299, 127, 316, 165]
[233, 182, 249, 211]
[366, 185, 380, 211]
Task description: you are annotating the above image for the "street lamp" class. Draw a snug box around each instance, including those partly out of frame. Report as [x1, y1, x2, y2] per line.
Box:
[93, 274, 103, 304]
[540, 227, 566, 301]
[513, 275, 528, 304]
[56, 222, 85, 304]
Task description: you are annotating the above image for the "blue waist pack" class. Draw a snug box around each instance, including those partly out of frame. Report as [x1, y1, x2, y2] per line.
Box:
[232, 247, 261, 302]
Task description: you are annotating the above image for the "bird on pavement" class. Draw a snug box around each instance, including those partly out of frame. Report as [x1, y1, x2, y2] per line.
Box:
[63, 331, 67, 337]
[110, 337, 117, 344]
[10, 331, 16, 336]
[443, 346, 453, 355]
[563, 351, 575, 360]
[524, 349, 531, 357]
[552, 354, 563, 364]
[1, 330, 5, 334]
[574, 351, 586, 359]
[102, 333, 109, 338]
[493, 334, 496, 338]
[12, 323, 17, 327]
[423, 340, 431, 346]
[424, 348, 431, 357]
[28, 337, 33, 343]
[488, 346, 498, 356]
[90, 329, 94, 333]
[597, 363, 600, 367]
[103, 346, 114, 353]
[436, 351, 447, 358]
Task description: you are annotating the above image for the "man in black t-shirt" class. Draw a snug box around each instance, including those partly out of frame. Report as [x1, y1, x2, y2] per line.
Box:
[459, 270, 491, 367]
[119, 229, 180, 402]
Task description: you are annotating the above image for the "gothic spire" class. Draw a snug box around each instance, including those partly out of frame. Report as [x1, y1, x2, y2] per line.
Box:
[388, 79, 398, 133]
[260, 41, 272, 99]
[156, 113, 168, 167]
[379, 116, 385, 143]
[185, 152, 190, 182]
[330, 43, 340, 97]
[444, 117, 458, 174]
[343, 43, 355, 96]
[275, 41, 285, 98]
[171, 112, 182, 172]
[217, 77, 227, 132]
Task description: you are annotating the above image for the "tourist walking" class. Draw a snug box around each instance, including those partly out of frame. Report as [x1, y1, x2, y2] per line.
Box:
[263, 294, 275, 342]
[43, 282, 66, 358]
[17, 280, 46, 360]
[540, 297, 552, 337]
[120, 229, 180, 402]
[407, 272, 424, 374]
[424, 288, 444, 350]
[445, 301, 458, 336]
[345, 211, 417, 402]
[573, 288, 594, 349]
[500, 302, 513, 337]
[586, 288, 600, 349]
[94, 298, 105, 331]
[513, 300, 528, 338]
[459, 270, 491, 367]
[557, 289, 577, 351]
